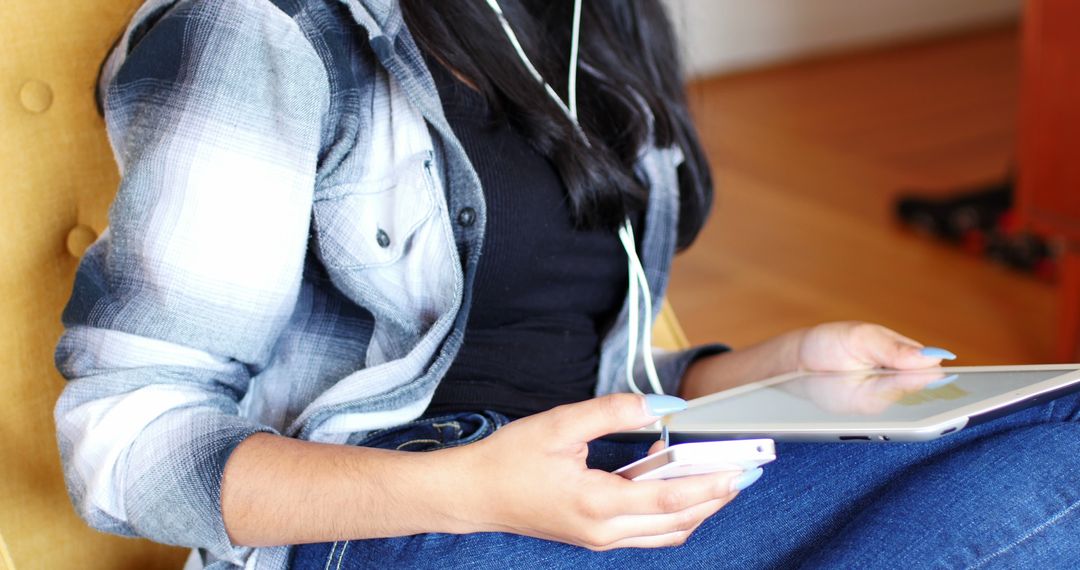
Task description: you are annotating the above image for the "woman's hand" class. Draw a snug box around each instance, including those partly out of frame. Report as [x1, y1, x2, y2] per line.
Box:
[796, 321, 954, 372]
[446, 394, 758, 550]
[784, 322, 958, 414]
[680, 321, 955, 400]
[222, 394, 753, 548]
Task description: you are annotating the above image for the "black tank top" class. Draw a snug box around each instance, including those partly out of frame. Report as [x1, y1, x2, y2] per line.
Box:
[423, 53, 632, 418]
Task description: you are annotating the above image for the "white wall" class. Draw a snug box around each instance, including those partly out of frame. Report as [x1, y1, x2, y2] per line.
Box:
[663, 0, 1023, 77]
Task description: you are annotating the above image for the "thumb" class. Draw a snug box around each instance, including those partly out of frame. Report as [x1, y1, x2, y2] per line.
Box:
[543, 393, 687, 444]
[860, 327, 957, 370]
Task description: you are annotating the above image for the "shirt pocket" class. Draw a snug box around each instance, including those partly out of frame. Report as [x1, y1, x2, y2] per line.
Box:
[312, 151, 438, 270]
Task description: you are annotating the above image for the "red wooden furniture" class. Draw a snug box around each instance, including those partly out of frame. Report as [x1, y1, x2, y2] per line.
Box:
[1018, 0, 1080, 361]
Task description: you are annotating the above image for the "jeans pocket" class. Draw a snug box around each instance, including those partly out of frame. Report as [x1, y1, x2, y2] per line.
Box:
[355, 411, 509, 452]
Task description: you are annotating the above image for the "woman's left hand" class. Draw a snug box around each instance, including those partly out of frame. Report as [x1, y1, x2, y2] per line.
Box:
[679, 321, 956, 400]
[784, 321, 958, 415]
[796, 321, 954, 372]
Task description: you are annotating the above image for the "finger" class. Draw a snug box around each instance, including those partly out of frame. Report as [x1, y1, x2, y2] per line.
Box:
[878, 327, 923, 348]
[590, 529, 693, 551]
[853, 325, 952, 370]
[647, 439, 666, 455]
[543, 393, 686, 444]
[877, 329, 959, 369]
[586, 498, 729, 550]
[603, 470, 742, 516]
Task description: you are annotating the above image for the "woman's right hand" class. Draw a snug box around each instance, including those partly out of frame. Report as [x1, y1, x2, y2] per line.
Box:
[443, 394, 760, 550]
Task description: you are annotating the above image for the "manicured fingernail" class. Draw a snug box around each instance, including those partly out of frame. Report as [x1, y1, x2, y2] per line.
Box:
[644, 394, 688, 416]
[920, 347, 957, 360]
[732, 467, 764, 491]
[925, 374, 959, 390]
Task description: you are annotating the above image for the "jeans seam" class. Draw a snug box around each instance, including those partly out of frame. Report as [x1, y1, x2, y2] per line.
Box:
[440, 424, 497, 449]
[323, 541, 338, 570]
[396, 438, 443, 451]
[355, 414, 472, 446]
[432, 421, 463, 439]
[336, 541, 349, 570]
[966, 496, 1080, 569]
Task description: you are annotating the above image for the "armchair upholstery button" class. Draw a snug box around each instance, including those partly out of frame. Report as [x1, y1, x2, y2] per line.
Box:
[19, 80, 54, 113]
[66, 225, 98, 258]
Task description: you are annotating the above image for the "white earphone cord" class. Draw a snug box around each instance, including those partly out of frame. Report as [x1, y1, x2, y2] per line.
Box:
[619, 220, 664, 395]
[484, 0, 665, 396]
[484, 0, 590, 142]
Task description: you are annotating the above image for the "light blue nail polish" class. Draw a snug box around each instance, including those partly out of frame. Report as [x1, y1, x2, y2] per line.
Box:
[733, 467, 764, 491]
[644, 394, 688, 416]
[925, 374, 959, 390]
[920, 347, 957, 360]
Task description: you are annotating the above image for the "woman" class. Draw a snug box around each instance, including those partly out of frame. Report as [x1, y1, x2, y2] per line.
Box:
[55, 0, 1080, 568]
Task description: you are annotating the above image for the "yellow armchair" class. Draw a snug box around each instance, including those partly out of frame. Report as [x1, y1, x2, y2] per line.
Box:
[0, 2, 689, 568]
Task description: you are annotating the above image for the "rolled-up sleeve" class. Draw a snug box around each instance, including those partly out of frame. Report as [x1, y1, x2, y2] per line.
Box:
[53, 0, 329, 563]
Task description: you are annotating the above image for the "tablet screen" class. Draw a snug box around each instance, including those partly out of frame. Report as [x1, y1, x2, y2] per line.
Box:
[672, 368, 1077, 428]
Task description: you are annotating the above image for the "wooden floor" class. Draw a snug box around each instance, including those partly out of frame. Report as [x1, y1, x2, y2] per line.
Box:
[668, 26, 1060, 365]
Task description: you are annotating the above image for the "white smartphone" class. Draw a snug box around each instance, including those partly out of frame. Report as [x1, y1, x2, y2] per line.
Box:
[613, 439, 776, 481]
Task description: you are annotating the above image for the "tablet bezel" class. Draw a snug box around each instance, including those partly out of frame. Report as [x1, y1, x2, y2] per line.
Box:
[614, 364, 1080, 443]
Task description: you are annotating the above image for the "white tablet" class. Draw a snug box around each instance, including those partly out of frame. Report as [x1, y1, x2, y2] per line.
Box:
[617, 365, 1080, 443]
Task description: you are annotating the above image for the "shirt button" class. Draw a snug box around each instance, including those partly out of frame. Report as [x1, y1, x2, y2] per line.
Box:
[376, 229, 391, 248]
[457, 207, 476, 227]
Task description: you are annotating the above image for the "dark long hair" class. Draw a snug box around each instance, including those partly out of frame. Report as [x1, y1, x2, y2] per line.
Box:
[97, 0, 712, 248]
[401, 0, 712, 249]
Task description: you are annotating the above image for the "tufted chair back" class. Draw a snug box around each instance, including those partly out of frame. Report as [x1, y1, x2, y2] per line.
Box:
[0, 2, 690, 569]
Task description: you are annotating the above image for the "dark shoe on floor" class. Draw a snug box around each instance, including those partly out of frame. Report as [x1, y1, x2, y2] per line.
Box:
[894, 180, 1058, 281]
[895, 181, 1013, 242]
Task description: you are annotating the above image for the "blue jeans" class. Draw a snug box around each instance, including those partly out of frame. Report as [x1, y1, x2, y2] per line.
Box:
[290, 394, 1080, 569]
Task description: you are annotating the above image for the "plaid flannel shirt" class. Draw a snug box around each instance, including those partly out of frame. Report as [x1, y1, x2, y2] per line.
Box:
[53, 0, 721, 568]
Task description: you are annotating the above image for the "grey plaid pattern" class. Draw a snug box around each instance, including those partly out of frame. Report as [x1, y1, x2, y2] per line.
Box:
[53, 1, 719, 568]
